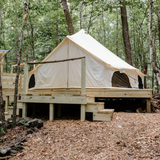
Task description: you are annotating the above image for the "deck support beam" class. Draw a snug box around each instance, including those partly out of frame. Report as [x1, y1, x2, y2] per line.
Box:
[22, 103, 27, 117]
[146, 98, 151, 113]
[81, 104, 86, 121]
[49, 103, 54, 120]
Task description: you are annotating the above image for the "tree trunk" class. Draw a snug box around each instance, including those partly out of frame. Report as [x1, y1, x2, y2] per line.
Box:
[12, 1, 27, 128]
[87, 2, 93, 33]
[61, 0, 74, 35]
[102, 11, 106, 46]
[0, 63, 6, 132]
[1, 13, 7, 73]
[30, 20, 35, 61]
[158, 11, 160, 56]
[120, 0, 133, 66]
[79, 1, 83, 29]
[149, 0, 160, 92]
[0, 8, 6, 131]
[116, 8, 119, 56]
[15, 14, 18, 64]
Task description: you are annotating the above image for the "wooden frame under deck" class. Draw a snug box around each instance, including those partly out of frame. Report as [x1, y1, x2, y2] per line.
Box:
[20, 87, 152, 121]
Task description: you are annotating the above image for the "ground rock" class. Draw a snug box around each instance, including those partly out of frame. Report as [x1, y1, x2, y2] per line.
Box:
[10, 149, 17, 154]
[0, 147, 11, 155]
[27, 118, 43, 128]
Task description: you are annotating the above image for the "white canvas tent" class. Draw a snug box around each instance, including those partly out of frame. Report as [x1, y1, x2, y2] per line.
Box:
[29, 29, 145, 89]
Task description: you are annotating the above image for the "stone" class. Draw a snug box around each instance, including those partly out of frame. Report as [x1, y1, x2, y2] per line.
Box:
[27, 118, 43, 128]
[10, 149, 17, 154]
[37, 119, 43, 128]
[0, 147, 11, 155]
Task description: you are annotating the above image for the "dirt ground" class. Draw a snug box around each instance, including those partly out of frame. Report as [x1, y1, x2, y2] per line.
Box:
[9, 113, 160, 160]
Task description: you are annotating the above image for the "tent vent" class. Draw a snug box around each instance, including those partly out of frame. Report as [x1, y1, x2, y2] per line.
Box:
[112, 71, 131, 88]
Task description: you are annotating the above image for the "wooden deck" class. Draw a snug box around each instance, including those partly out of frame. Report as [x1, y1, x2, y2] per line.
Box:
[4, 87, 152, 121]
[0, 52, 152, 121]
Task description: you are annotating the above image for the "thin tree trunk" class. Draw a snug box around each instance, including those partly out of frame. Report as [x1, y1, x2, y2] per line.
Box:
[28, 15, 35, 61]
[55, 0, 59, 47]
[61, 0, 74, 35]
[102, 11, 106, 46]
[0, 8, 6, 132]
[158, 11, 160, 55]
[116, 8, 119, 56]
[120, 0, 133, 66]
[15, 14, 18, 64]
[0, 63, 6, 132]
[149, 0, 160, 92]
[1, 14, 7, 73]
[12, 1, 28, 128]
[87, 2, 93, 33]
[79, 1, 83, 29]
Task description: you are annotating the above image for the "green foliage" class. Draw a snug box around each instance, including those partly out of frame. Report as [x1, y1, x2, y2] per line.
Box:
[0, 127, 5, 137]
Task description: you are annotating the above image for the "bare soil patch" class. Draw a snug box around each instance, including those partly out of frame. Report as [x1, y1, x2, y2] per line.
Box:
[8, 113, 160, 160]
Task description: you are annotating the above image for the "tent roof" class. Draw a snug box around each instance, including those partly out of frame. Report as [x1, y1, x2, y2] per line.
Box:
[67, 29, 139, 70]
[30, 29, 144, 76]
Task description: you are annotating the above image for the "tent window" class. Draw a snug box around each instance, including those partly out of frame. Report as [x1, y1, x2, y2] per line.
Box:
[138, 76, 143, 89]
[29, 74, 35, 89]
[112, 71, 132, 88]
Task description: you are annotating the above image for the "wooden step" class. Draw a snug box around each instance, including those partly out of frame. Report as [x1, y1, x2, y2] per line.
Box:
[8, 106, 19, 115]
[86, 102, 104, 112]
[93, 109, 114, 122]
[98, 109, 114, 113]
[86, 95, 95, 103]
[17, 102, 23, 109]
[5, 114, 11, 120]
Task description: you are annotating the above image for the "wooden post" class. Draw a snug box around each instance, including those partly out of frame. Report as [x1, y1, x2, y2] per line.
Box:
[5, 96, 9, 112]
[81, 104, 85, 121]
[81, 57, 86, 95]
[22, 103, 27, 117]
[23, 63, 28, 94]
[49, 103, 54, 120]
[146, 98, 151, 113]
[11, 65, 13, 74]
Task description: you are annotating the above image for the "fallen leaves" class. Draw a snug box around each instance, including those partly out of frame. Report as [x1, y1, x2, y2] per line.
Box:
[6, 113, 160, 159]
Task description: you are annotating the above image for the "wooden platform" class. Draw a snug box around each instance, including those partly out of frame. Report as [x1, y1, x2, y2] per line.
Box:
[0, 52, 152, 122]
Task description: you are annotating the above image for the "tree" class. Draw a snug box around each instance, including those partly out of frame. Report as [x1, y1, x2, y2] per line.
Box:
[148, 0, 160, 92]
[61, 0, 74, 35]
[12, 0, 28, 128]
[120, 0, 133, 66]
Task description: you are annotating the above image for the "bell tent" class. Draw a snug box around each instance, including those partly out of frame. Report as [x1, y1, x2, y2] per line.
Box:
[28, 29, 145, 90]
